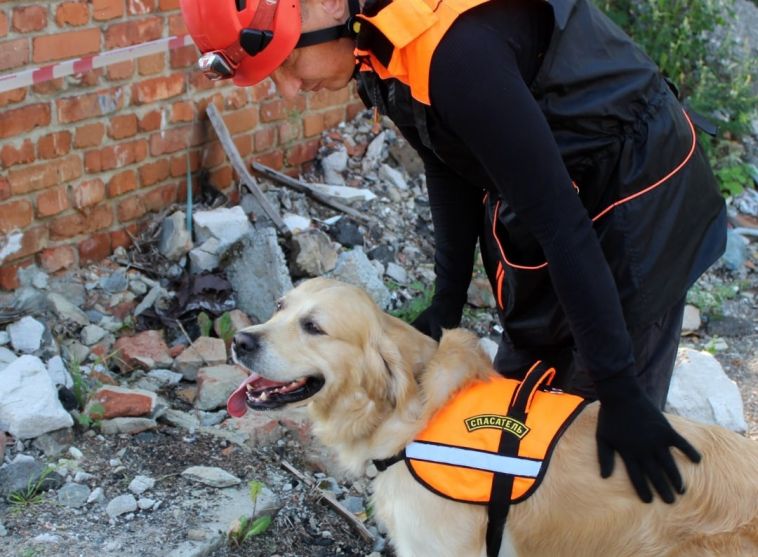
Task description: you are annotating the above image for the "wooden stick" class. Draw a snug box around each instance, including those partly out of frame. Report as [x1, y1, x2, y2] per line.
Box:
[205, 104, 290, 237]
[251, 162, 375, 226]
[279, 459, 376, 544]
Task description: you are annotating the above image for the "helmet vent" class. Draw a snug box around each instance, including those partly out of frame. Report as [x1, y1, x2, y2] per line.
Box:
[236, 0, 246, 10]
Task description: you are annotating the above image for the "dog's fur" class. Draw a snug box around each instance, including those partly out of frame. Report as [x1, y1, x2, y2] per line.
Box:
[233, 278, 758, 557]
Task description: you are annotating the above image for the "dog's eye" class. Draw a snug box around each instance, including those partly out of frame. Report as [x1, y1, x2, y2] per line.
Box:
[300, 318, 325, 335]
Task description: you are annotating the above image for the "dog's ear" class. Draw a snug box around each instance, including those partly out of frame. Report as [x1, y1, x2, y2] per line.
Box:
[361, 330, 415, 409]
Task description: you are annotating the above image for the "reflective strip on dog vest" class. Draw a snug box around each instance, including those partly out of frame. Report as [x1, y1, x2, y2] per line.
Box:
[406, 441, 542, 477]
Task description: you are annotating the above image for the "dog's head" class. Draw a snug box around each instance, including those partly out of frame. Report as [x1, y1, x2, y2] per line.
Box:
[228, 277, 424, 419]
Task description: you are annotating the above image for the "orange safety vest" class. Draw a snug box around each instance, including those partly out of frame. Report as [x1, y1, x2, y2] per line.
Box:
[355, 0, 488, 105]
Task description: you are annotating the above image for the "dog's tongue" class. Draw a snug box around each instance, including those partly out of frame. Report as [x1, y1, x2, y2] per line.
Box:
[227, 371, 289, 417]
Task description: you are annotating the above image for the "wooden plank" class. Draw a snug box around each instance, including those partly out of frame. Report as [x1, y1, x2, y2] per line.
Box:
[205, 104, 290, 237]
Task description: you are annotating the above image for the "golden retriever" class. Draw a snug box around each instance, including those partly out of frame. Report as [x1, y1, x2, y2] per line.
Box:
[228, 277, 758, 557]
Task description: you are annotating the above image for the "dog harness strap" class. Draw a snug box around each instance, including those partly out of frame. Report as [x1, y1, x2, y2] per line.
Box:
[372, 450, 406, 472]
[405, 442, 541, 476]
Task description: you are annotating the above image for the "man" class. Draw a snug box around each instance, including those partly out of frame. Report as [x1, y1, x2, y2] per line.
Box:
[180, 0, 726, 506]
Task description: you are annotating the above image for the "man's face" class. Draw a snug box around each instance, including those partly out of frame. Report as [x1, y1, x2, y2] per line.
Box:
[269, 0, 356, 100]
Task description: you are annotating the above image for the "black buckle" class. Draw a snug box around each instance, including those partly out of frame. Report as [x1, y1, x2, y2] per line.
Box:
[240, 28, 274, 56]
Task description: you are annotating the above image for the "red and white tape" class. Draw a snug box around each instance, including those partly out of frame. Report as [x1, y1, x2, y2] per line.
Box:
[0, 34, 195, 95]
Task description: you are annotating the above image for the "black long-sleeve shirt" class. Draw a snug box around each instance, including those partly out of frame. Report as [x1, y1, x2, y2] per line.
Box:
[398, 0, 636, 381]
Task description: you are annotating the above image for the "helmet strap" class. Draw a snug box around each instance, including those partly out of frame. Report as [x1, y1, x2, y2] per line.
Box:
[295, 0, 361, 48]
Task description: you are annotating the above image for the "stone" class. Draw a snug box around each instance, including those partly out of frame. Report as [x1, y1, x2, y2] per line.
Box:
[181, 466, 241, 488]
[8, 316, 45, 354]
[479, 337, 499, 362]
[329, 218, 364, 247]
[114, 330, 173, 372]
[133, 285, 165, 317]
[47, 293, 89, 326]
[138, 497, 156, 510]
[681, 304, 701, 335]
[307, 183, 377, 203]
[385, 262, 408, 285]
[86, 386, 157, 419]
[322, 147, 348, 185]
[467, 277, 496, 309]
[379, 163, 408, 190]
[195, 364, 248, 411]
[329, 249, 391, 309]
[87, 486, 105, 504]
[193, 206, 254, 251]
[159, 408, 200, 431]
[0, 458, 64, 497]
[81, 324, 107, 346]
[0, 331, 9, 346]
[128, 475, 155, 495]
[224, 228, 293, 323]
[289, 229, 339, 278]
[99, 417, 157, 435]
[147, 369, 183, 386]
[189, 239, 221, 274]
[720, 229, 748, 271]
[0, 355, 74, 439]
[665, 348, 747, 434]
[57, 483, 91, 508]
[61, 339, 90, 364]
[706, 315, 755, 338]
[106, 494, 138, 518]
[282, 212, 313, 234]
[0, 346, 17, 370]
[159, 211, 193, 261]
[32, 428, 74, 457]
[99, 269, 128, 293]
[213, 310, 254, 339]
[173, 337, 227, 381]
[46, 355, 73, 388]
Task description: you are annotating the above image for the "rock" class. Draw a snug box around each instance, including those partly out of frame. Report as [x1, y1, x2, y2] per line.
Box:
[129, 279, 148, 296]
[379, 163, 408, 190]
[99, 417, 157, 435]
[329, 219, 364, 247]
[32, 428, 74, 457]
[214, 310, 254, 339]
[106, 494, 138, 518]
[0, 331, 9, 345]
[0, 346, 17, 370]
[282, 212, 313, 234]
[720, 229, 748, 271]
[479, 337, 499, 362]
[114, 330, 173, 372]
[147, 369, 184, 386]
[138, 497, 156, 510]
[159, 408, 200, 431]
[665, 348, 747, 434]
[86, 386, 157, 419]
[159, 211, 193, 261]
[81, 324, 107, 346]
[289, 229, 339, 278]
[181, 466, 241, 488]
[388, 139, 424, 176]
[368, 245, 395, 266]
[61, 339, 90, 364]
[57, 483, 91, 508]
[134, 285, 166, 317]
[46, 355, 73, 388]
[128, 475, 155, 495]
[88, 487, 105, 505]
[307, 183, 377, 203]
[198, 409, 227, 427]
[706, 315, 755, 338]
[467, 277, 496, 309]
[100, 269, 128, 293]
[681, 305, 701, 334]
[173, 337, 227, 381]
[18, 266, 49, 290]
[47, 293, 89, 326]
[189, 239, 221, 274]
[224, 228, 293, 323]
[193, 206, 254, 251]
[0, 355, 74, 439]
[195, 364, 248, 411]
[0, 458, 64, 497]
[329, 249, 391, 309]
[385, 262, 408, 284]
[363, 131, 386, 169]
[322, 148, 348, 185]
[8, 316, 45, 354]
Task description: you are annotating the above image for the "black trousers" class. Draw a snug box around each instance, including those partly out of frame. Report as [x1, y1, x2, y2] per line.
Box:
[494, 297, 686, 410]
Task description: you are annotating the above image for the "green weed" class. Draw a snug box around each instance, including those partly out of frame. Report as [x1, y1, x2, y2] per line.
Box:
[227, 480, 273, 547]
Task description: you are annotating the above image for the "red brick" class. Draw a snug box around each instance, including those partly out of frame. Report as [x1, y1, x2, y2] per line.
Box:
[132, 74, 185, 105]
[0, 177, 9, 201]
[49, 204, 113, 240]
[167, 13, 185, 35]
[111, 224, 136, 250]
[104, 16, 162, 48]
[116, 195, 147, 222]
[138, 159, 170, 187]
[128, 0, 156, 15]
[79, 68, 104, 88]
[8, 155, 82, 195]
[108, 114, 138, 139]
[0, 88, 27, 109]
[159, 0, 180, 9]
[1, 139, 35, 168]
[234, 135, 252, 158]
[33, 28, 100, 64]
[93, 0, 125, 21]
[0, 38, 29, 72]
[169, 150, 200, 178]
[36, 186, 70, 217]
[260, 100, 285, 123]
[0, 200, 33, 233]
[138, 110, 162, 131]
[252, 80, 277, 102]
[222, 107, 258, 135]
[346, 101, 365, 121]
[170, 101, 193, 123]
[37, 132, 72, 160]
[224, 89, 248, 110]
[143, 182, 177, 210]
[107, 169, 138, 197]
[79, 232, 112, 264]
[74, 123, 105, 148]
[57, 88, 125, 124]
[323, 107, 345, 129]
[0, 11, 7, 37]
[303, 113, 325, 138]
[150, 125, 201, 156]
[85, 139, 148, 173]
[138, 52, 164, 75]
[39, 245, 77, 273]
[188, 71, 214, 92]
[106, 60, 134, 81]
[169, 44, 197, 69]
[309, 88, 350, 110]
[254, 151, 284, 170]
[278, 121, 299, 144]
[56, 2, 89, 26]
[32, 78, 65, 96]
[209, 166, 234, 190]
[72, 178, 105, 209]
[201, 141, 224, 168]
[2, 227, 48, 263]
[0, 103, 49, 140]
[254, 127, 277, 152]
[12, 6, 48, 33]
[195, 93, 222, 117]
[286, 139, 320, 166]
[0, 260, 33, 290]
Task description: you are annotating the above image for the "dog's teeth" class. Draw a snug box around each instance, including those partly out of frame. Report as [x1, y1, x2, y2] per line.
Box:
[259, 391, 269, 401]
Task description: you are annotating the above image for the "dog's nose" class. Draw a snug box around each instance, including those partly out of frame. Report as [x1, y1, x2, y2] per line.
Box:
[233, 332, 260, 354]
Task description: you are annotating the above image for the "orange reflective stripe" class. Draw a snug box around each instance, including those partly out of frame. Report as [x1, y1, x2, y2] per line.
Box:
[496, 263, 505, 310]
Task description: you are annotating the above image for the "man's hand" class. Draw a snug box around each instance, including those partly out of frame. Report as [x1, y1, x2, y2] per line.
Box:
[595, 374, 701, 503]
[410, 297, 464, 341]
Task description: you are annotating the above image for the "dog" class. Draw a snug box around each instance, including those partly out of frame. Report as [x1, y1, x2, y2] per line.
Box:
[228, 277, 758, 557]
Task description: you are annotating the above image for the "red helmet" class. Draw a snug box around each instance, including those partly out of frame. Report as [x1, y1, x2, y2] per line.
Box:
[180, 0, 301, 87]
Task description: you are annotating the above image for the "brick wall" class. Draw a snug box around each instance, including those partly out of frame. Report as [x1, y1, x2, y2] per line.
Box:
[0, 0, 363, 289]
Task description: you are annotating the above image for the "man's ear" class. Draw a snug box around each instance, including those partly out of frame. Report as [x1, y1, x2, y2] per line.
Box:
[318, 0, 349, 21]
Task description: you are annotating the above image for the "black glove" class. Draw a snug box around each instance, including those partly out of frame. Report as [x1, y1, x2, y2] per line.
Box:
[595, 374, 701, 504]
[411, 298, 463, 341]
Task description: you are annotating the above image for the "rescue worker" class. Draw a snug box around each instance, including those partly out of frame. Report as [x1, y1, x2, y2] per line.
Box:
[179, 0, 727, 506]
